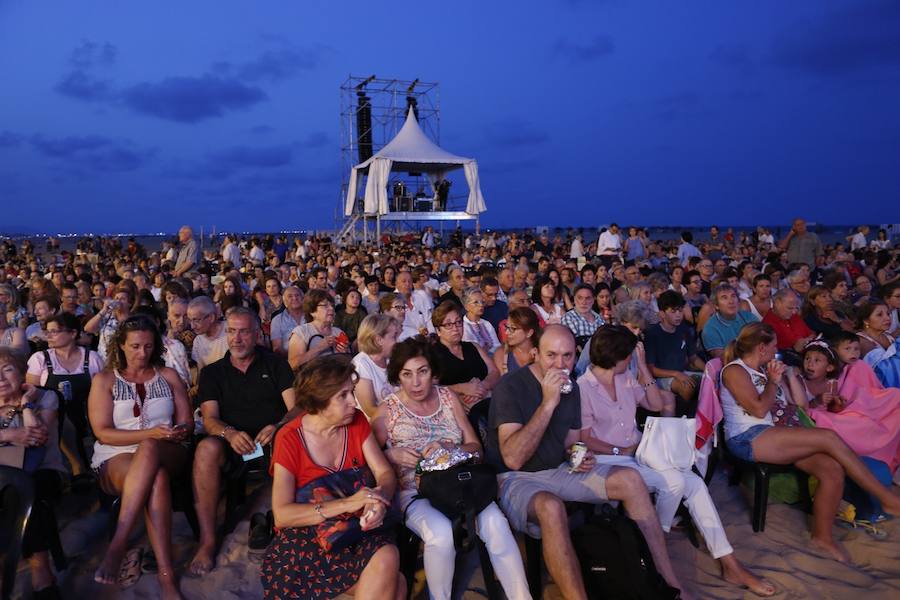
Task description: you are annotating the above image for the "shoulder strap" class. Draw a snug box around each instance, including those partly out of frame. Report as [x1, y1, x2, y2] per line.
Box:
[42, 350, 53, 373]
[82, 347, 91, 372]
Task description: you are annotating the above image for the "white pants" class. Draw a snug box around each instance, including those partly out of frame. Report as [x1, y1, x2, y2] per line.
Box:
[401, 491, 532, 600]
[595, 455, 734, 559]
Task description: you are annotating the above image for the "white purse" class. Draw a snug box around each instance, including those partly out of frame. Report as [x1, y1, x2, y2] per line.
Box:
[635, 416, 696, 472]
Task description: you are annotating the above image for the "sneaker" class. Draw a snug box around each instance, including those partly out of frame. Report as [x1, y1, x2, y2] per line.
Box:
[248, 511, 273, 554]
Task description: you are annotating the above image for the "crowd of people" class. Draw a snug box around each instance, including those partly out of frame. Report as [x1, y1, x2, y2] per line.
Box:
[0, 218, 899, 599]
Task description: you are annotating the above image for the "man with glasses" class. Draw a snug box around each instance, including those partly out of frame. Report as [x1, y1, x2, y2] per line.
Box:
[393, 271, 433, 337]
[190, 307, 295, 575]
[786, 269, 811, 299]
[187, 296, 227, 370]
[613, 263, 643, 305]
[59, 283, 84, 317]
[697, 259, 715, 297]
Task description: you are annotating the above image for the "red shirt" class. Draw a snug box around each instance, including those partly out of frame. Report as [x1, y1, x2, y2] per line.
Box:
[762, 311, 813, 351]
[271, 409, 371, 488]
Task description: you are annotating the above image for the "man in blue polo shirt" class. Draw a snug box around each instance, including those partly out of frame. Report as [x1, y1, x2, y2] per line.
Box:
[701, 284, 759, 358]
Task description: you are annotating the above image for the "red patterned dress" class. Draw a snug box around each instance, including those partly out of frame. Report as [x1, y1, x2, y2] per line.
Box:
[260, 410, 394, 599]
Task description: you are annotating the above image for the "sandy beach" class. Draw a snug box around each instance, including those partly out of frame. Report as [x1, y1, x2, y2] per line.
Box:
[7, 468, 898, 600]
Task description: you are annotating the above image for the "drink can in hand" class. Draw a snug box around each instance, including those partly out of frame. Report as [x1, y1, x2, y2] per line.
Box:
[569, 441, 588, 472]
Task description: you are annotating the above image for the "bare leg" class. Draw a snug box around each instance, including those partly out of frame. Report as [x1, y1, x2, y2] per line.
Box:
[94, 440, 167, 584]
[794, 454, 849, 563]
[146, 442, 188, 598]
[606, 467, 687, 597]
[529, 491, 587, 600]
[719, 553, 775, 596]
[752, 428, 900, 516]
[28, 552, 55, 591]
[347, 544, 401, 600]
[190, 436, 225, 575]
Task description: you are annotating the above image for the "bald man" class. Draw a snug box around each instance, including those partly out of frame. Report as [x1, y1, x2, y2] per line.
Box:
[778, 218, 823, 268]
[174, 225, 199, 276]
[487, 324, 684, 598]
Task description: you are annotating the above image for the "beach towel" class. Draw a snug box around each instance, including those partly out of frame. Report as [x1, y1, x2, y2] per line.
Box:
[867, 338, 900, 388]
[809, 360, 900, 473]
[694, 358, 723, 478]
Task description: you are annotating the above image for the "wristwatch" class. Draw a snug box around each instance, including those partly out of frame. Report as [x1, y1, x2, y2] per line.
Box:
[612, 446, 620, 456]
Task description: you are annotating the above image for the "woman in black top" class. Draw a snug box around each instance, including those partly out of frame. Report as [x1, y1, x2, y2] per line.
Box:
[803, 286, 854, 338]
[430, 300, 500, 416]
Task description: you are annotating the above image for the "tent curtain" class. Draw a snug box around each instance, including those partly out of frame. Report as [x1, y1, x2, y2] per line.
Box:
[363, 158, 393, 215]
[344, 166, 360, 216]
[463, 160, 486, 215]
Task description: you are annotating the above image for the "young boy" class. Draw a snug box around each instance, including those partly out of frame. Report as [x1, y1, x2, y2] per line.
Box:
[644, 290, 706, 414]
[828, 330, 861, 365]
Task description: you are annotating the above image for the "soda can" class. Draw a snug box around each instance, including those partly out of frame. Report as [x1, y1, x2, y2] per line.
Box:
[58, 380, 73, 403]
[569, 441, 588, 473]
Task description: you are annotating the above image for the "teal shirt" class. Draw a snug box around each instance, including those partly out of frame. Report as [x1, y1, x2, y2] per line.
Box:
[701, 311, 759, 352]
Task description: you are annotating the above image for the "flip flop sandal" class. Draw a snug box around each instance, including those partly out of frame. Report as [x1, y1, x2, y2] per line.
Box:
[141, 548, 158, 574]
[117, 547, 143, 588]
[836, 515, 888, 540]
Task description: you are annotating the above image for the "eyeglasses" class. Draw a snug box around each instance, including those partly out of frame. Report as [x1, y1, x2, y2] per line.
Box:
[188, 314, 212, 324]
[440, 320, 463, 329]
[504, 324, 519, 332]
[44, 328, 73, 336]
[390, 304, 407, 311]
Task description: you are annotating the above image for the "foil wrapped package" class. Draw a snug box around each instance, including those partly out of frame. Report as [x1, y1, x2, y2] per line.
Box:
[417, 446, 477, 472]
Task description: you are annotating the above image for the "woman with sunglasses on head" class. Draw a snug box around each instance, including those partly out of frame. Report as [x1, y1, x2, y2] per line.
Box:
[88, 315, 193, 599]
[493, 307, 540, 376]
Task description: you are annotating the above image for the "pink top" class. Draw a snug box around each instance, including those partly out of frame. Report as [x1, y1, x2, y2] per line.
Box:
[577, 368, 644, 448]
[382, 386, 462, 490]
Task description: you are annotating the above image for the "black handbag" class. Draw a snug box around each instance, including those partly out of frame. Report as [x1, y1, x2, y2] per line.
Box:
[409, 460, 498, 552]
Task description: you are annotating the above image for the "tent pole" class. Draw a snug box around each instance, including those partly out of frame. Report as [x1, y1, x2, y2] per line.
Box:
[376, 215, 381, 247]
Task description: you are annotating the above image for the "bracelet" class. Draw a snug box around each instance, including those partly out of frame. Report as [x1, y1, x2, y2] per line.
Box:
[219, 426, 234, 439]
[314, 503, 325, 519]
[642, 380, 656, 388]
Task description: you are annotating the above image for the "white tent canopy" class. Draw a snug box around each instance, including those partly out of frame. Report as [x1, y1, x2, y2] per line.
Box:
[344, 108, 486, 217]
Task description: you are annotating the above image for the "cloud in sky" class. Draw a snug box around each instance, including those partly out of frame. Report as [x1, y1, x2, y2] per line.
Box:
[69, 40, 117, 69]
[483, 118, 550, 147]
[553, 34, 615, 63]
[55, 70, 113, 101]
[0, 132, 24, 148]
[121, 75, 268, 123]
[771, 0, 900, 76]
[31, 134, 154, 172]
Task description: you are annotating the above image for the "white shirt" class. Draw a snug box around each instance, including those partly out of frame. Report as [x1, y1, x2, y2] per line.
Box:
[570, 238, 584, 259]
[352, 352, 395, 410]
[397, 289, 434, 336]
[249, 246, 265, 264]
[222, 242, 241, 266]
[849, 232, 867, 251]
[597, 230, 622, 255]
[462, 315, 501, 355]
[192, 324, 229, 370]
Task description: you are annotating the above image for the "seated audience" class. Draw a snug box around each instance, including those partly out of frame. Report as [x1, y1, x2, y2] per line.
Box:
[288, 289, 349, 370]
[493, 306, 540, 376]
[803, 286, 853, 338]
[739, 274, 773, 320]
[762, 288, 816, 355]
[352, 314, 400, 419]
[644, 291, 705, 411]
[701, 284, 759, 358]
[374, 338, 530, 600]
[262, 355, 403, 600]
[462, 286, 501, 355]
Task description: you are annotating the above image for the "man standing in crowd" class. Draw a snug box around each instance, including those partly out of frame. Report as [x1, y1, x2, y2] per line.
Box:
[779, 218, 823, 267]
[174, 225, 199, 277]
[596, 223, 622, 267]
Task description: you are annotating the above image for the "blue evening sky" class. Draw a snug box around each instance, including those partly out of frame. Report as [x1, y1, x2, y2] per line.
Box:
[1, 0, 898, 234]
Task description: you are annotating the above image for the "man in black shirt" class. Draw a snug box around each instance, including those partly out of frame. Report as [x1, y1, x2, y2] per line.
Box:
[487, 325, 684, 599]
[189, 307, 295, 575]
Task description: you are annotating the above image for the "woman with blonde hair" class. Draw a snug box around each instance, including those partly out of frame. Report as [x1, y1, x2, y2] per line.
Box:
[352, 314, 400, 419]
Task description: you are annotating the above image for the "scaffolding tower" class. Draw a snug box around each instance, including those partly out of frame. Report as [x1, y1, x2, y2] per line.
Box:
[338, 76, 441, 241]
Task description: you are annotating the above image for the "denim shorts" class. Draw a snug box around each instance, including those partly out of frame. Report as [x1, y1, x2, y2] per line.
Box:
[726, 424, 770, 462]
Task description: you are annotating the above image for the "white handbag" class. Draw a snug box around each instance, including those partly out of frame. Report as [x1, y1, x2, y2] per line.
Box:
[635, 416, 696, 472]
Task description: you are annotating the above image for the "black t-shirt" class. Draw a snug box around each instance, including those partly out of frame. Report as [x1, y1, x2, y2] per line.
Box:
[197, 348, 293, 437]
[487, 366, 581, 473]
[644, 323, 695, 372]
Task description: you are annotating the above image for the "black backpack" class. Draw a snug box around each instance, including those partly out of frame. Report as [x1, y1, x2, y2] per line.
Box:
[572, 504, 681, 600]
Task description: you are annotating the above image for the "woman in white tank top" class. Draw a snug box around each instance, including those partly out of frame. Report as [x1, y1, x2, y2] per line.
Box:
[88, 315, 193, 598]
[720, 322, 900, 563]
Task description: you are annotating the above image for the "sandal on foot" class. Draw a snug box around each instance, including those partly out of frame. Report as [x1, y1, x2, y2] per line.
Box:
[141, 548, 158, 574]
[117, 547, 143, 589]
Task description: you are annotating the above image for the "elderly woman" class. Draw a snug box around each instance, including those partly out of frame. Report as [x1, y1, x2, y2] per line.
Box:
[26, 313, 104, 479]
[262, 355, 404, 600]
[720, 323, 900, 563]
[530, 275, 564, 325]
[461, 287, 501, 355]
[374, 338, 531, 600]
[578, 326, 774, 596]
[287, 289, 349, 370]
[803, 286, 854, 338]
[0, 347, 67, 599]
[379, 293, 419, 341]
[431, 301, 500, 415]
[352, 314, 400, 419]
[88, 315, 192, 598]
[84, 283, 135, 362]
